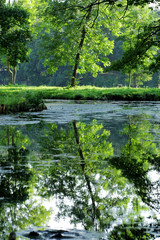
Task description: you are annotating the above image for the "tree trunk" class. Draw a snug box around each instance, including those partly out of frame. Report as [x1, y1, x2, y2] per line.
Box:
[71, 26, 86, 87]
[7, 126, 10, 146]
[73, 120, 85, 170]
[158, 78, 160, 88]
[12, 132, 15, 146]
[7, 60, 16, 85]
[128, 116, 132, 155]
[72, 120, 99, 226]
[13, 66, 17, 85]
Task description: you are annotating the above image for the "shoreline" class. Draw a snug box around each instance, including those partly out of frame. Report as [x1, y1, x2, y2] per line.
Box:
[1, 86, 160, 113]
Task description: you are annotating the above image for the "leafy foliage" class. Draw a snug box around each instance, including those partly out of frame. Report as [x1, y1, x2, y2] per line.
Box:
[0, 3, 32, 83]
[108, 7, 160, 82]
[106, 5, 159, 87]
[37, 0, 128, 86]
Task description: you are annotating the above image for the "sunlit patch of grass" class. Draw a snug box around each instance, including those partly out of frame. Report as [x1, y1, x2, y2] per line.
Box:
[0, 89, 46, 113]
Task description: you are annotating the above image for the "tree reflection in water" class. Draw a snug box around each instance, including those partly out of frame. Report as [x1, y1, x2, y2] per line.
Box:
[109, 116, 160, 210]
[0, 126, 51, 239]
[108, 221, 155, 240]
[108, 115, 160, 239]
[0, 116, 159, 239]
[37, 118, 159, 233]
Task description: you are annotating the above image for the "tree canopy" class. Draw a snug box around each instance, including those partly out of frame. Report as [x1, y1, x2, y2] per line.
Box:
[36, 0, 160, 86]
[0, 0, 159, 86]
[107, 6, 160, 85]
[0, 2, 32, 84]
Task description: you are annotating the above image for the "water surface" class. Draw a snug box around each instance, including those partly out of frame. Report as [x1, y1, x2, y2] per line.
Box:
[0, 100, 160, 239]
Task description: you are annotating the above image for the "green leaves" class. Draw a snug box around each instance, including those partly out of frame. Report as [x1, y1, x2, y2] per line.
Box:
[0, 3, 32, 83]
[0, 4, 29, 32]
[107, 4, 159, 87]
[37, 0, 124, 85]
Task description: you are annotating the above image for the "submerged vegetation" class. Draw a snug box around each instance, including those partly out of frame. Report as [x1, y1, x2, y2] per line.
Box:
[1, 85, 160, 114]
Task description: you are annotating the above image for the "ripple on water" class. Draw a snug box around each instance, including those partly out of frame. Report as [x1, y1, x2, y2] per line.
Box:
[1, 101, 160, 125]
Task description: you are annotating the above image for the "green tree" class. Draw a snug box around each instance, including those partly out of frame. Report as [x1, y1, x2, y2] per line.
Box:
[109, 8, 160, 86]
[37, 0, 130, 87]
[0, 3, 32, 84]
[16, 38, 64, 86]
[107, 5, 158, 87]
[36, 0, 158, 87]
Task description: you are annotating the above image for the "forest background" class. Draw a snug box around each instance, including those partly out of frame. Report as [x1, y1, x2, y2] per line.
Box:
[0, 0, 160, 88]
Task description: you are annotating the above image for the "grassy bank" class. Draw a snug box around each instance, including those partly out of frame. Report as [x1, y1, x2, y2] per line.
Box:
[1, 85, 160, 113]
[0, 88, 46, 113]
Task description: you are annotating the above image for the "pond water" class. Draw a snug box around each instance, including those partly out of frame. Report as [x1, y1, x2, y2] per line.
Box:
[0, 100, 160, 240]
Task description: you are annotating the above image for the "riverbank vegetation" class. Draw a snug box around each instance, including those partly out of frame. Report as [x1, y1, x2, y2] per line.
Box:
[0, 88, 46, 113]
[1, 85, 160, 114]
